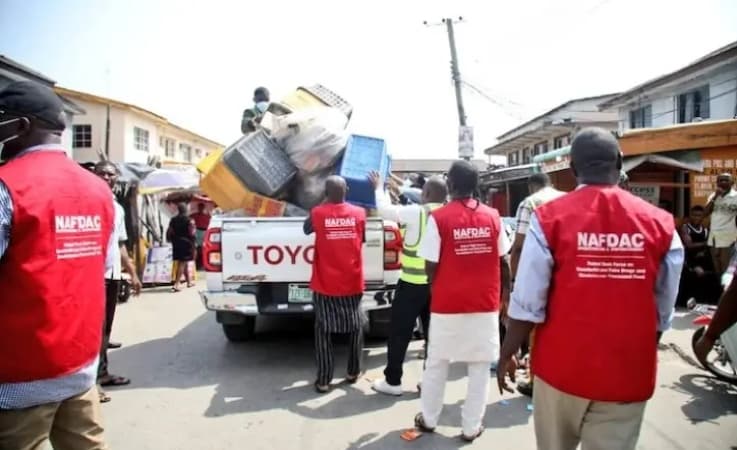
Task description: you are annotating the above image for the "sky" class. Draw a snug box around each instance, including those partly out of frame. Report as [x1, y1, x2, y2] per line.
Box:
[1, 0, 736, 160]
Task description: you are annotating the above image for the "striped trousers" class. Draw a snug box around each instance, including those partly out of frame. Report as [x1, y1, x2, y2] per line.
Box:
[313, 292, 364, 386]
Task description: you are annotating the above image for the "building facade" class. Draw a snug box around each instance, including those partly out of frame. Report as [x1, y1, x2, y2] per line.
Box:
[600, 41, 737, 133]
[391, 158, 486, 178]
[484, 94, 619, 168]
[55, 87, 223, 165]
[482, 94, 620, 215]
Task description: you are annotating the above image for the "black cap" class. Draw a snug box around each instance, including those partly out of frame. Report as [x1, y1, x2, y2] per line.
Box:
[0, 81, 66, 131]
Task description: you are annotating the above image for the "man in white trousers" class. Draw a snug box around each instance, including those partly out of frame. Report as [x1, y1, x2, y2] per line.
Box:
[408, 160, 511, 442]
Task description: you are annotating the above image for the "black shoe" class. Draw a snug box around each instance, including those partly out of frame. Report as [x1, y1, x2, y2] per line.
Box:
[517, 381, 533, 397]
[107, 341, 122, 349]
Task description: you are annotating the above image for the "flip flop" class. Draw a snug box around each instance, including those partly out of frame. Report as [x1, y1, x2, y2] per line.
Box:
[99, 375, 131, 387]
[400, 413, 435, 441]
[98, 390, 111, 403]
[345, 372, 363, 384]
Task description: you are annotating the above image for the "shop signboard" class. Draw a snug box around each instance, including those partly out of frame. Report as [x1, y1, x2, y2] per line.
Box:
[629, 184, 660, 206]
[541, 155, 570, 173]
[692, 157, 737, 205]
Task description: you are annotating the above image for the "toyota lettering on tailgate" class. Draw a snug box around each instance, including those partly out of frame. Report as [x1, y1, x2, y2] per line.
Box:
[246, 245, 315, 265]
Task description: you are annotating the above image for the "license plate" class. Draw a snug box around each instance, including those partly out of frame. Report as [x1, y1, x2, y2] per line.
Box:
[288, 285, 312, 303]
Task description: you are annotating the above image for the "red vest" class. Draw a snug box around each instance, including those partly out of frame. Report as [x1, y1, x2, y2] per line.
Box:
[534, 186, 674, 402]
[431, 200, 502, 314]
[0, 151, 114, 383]
[309, 202, 366, 296]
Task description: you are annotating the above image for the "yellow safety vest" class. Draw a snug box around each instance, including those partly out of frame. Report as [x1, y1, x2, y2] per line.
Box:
[400, 203, 442, 285]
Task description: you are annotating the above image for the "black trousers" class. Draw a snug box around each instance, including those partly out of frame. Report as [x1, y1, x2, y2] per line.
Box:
[98, 279, 120, 378]
[384, 280, 430, 386]
[314, 293, 364, 386]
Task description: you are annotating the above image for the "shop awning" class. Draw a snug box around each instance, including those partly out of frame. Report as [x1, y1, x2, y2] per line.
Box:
[483, 163, 539, 184]
[532, 145, 571, 164]
[622, 150, 703, 173]
[534, 146, 571, 173]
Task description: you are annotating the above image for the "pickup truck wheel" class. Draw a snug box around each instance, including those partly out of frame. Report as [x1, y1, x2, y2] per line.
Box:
[222, 317, 256, 342]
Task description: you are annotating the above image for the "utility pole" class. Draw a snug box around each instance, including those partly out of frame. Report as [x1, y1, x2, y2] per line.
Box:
[444, 17, 467, 128]
[425, 17, 472, 160]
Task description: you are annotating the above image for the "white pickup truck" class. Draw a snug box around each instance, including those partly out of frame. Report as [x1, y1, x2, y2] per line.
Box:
[199, 216, 402, 341]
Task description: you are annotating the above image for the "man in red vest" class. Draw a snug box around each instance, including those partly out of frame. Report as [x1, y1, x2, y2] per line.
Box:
[0, 81, 115, 450]
[497, 128, 684, 450]
[408, 160, 511, 442]
[303, 175, 366, 393]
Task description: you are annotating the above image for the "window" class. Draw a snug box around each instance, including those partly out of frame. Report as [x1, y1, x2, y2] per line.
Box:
[553, 135, 570, 149]
[533, 141, 548, 156]
[179, 143, 192, 162]
[507, 151, 519, 166]
[72, 124, 92, 148]
[162, 138, 176, 158]
[678, 85, 710, 123]
[522, 148, 531, 164]
[134, 127, 150, 152]
[629, 105, 652, 129]
[194, 148, 203, 160]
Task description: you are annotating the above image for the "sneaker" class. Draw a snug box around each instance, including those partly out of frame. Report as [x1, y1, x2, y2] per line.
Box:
[372, 379, 402, 396]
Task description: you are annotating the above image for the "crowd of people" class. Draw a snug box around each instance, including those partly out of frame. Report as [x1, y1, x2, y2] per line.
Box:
[2, 79, 737, 450]
[303, 128, 737, 449]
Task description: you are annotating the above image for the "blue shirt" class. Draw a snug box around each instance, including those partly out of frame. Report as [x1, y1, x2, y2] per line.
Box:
[0, 146, 114, 409]
[509, 213, 684, 332]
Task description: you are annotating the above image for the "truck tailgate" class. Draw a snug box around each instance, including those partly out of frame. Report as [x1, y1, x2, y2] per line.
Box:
[220, 218, 384, 284]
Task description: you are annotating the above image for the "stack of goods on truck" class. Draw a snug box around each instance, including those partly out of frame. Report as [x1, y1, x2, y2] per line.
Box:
[198, 84, 391, 217]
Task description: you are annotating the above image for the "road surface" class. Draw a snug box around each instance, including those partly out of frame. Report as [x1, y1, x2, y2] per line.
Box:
[97, 280, 737, 449]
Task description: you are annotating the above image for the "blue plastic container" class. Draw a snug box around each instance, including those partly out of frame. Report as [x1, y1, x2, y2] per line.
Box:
[338, 135, 389, 208]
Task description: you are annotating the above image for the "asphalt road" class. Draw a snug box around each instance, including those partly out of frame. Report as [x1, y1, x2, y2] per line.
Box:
[97, 280, 737, 450]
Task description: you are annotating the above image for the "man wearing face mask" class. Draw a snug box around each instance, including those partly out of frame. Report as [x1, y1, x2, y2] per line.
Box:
[0, 81, 115, 450]
[241, 86, 270, 134]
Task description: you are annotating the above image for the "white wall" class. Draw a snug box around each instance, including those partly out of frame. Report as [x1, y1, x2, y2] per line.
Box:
[68, 100, 127, 162]
[619, 63, 737, 131]
[122, 113, 161, 164]
[65, 95, 220, 164]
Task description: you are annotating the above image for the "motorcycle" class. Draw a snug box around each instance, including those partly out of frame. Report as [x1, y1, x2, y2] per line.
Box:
[687, 298, 737, 383]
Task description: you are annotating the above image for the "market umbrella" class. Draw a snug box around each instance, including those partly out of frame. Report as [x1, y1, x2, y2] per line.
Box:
[139, 167, 200, 195]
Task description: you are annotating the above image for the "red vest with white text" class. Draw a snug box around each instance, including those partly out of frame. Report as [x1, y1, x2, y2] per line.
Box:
[0, 151, 114, 382]
[310, 202, 366, 296]
[534, 186, 674, 402]
[431, 200, 502, 313]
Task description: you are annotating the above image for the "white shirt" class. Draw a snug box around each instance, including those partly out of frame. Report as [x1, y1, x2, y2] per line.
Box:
[708, 190, 737, 247]
[418, 207, 511, 363]
[374, 187, 438, 246]
[105, 199, 127, 280]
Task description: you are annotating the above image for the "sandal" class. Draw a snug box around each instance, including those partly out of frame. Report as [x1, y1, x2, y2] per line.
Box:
[461, 426, 484, 442]
[345, 373, 362, 384]
[171, 286, 181, 293]
[314, 381, 330, 393]
[98, 389, 111, 403]
[400, 413, 435, 442]
[99, 375, 131, 387]
[186, 283, 195, 288]
[414, 413, 435, 433]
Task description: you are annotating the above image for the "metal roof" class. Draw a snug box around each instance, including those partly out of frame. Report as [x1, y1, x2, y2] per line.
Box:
[599, 40, 737, 109]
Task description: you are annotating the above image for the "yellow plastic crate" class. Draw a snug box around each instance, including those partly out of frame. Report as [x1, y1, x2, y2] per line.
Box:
[199, 159, 251, 211]
[197, 148, 224, 174]
[280, 88, 328, 112]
